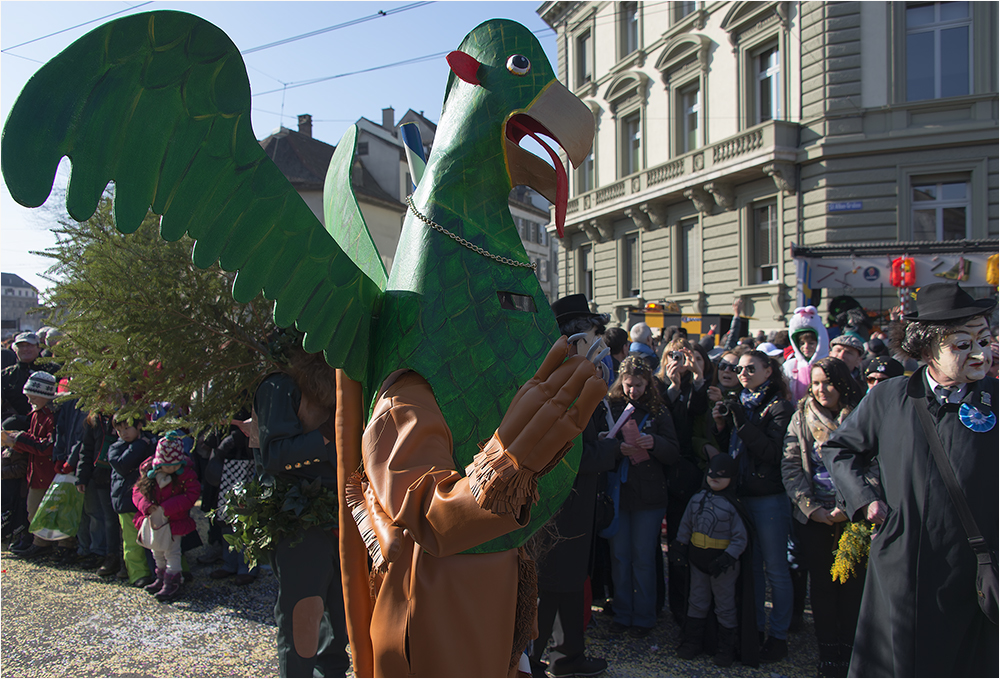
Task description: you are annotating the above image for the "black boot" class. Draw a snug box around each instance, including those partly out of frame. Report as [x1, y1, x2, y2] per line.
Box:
[714, 626, 737, 668]
[676, 616, 707, 660]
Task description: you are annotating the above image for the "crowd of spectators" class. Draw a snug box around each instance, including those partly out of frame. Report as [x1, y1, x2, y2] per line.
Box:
[2, 282, 996, 679]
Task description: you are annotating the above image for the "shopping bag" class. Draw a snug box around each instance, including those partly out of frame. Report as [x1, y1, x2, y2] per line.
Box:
[137, 508, 173, 551]
[28, 473, 84, 541]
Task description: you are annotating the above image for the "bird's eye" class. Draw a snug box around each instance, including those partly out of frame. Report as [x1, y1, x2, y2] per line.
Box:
[506, 54, 530, 76]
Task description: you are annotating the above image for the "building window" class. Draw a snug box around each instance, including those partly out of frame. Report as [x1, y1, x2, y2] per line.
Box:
[678, 83, 701, 154]
[622, 233, 641, 297]
[753, 202, 779, 284]
[620, 112, 642, 177]
[754, 44, 781, 124]
[577, 150, 595, 194]
[674, 1, 697, 23]
[905, 2, 971, 101]
[675, 218, 697, 293]
[911, 178, 970, 240]
[539, 259, 549, 282]
[579, 245, 594, 300]
[620, 2, 639, 59]
[576, 30, 593, 87]
[357, 141, 369, 156]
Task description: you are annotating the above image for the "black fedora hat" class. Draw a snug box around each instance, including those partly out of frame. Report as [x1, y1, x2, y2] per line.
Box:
[551, 294, 605, 324]
[903, 282, 996, 323]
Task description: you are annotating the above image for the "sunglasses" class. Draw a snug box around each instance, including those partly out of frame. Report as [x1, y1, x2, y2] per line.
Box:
[866, 374, 887, 385]
[734, 364, 758, 375]
[718, 361, 738, 373]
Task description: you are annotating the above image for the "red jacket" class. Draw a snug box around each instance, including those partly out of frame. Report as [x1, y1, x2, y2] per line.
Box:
[12, 405, 57, 490]
[131, 458, 201, 537]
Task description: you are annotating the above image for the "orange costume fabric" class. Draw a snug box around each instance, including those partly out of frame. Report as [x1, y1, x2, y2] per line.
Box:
[362, 371, 533, 677]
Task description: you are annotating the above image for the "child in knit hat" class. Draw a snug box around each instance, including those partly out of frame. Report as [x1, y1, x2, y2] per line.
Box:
[132, 432, 201, 601]
[2, 371, 63, 559]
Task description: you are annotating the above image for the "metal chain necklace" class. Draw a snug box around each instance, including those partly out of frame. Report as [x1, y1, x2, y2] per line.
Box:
[406, 194, 537, 271]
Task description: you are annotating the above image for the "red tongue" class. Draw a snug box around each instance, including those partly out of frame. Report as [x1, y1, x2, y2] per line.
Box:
[512, 122, 569, 238]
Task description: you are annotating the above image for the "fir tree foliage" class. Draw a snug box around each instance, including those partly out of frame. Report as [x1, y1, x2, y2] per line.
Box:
[40, 195, 280, 433]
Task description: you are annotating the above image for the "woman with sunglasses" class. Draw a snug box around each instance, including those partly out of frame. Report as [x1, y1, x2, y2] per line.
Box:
[781, 357, 865, 676]
[711, 350, 795, 663]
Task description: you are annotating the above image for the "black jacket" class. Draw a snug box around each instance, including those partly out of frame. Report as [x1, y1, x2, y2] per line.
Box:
[74, 414, 115, 486]
[536, 400, 618, 592]
[1, 359, 60, 424]
[714, 383, 794, 497]
[107, 433, 156, 514]
[825, 368, 997, 677]
[607, 399, 679, 511]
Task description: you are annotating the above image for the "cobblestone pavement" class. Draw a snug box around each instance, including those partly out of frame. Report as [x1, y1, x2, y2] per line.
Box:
[1, 507, 820, 677]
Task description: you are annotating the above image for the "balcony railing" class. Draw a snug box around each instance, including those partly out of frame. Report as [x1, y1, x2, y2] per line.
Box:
[555, 120, 799, 230]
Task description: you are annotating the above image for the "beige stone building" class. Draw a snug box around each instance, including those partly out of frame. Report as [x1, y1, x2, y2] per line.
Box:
[537, 1, 998, 332]
[2, 272, 40, 335]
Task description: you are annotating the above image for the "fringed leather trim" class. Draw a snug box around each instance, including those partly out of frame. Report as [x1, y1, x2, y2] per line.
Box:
[468, 432, 538, 515]
[509, 546, 539, 674]
[364, 481, 403, 565]
[346, 471, 385, 574]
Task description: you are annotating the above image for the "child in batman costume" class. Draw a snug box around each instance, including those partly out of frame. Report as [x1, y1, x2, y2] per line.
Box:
[673, 454, 759, 668]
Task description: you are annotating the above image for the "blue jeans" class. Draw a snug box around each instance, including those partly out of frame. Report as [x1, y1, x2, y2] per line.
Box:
[82, 482, 109, 555]
[743, 493, 793, 639]
[609, 507, 665, 629]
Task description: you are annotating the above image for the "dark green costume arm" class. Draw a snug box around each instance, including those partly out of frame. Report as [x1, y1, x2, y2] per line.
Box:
[255, 374, 331, 476]
[1, 11, 382, 381]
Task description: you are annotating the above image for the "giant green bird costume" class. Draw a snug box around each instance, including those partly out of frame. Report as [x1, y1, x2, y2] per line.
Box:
[2, 12, 601, 676]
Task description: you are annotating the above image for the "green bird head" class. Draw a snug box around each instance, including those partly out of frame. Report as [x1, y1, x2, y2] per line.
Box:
[423, 19, 594, 237]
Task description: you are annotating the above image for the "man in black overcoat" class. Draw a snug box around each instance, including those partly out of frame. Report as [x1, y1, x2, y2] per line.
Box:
[529, 295, 617, 678]
[824, 282, 997, 677]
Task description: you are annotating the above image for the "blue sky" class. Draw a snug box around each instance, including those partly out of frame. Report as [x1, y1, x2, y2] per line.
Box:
[0, 1, 556, 292]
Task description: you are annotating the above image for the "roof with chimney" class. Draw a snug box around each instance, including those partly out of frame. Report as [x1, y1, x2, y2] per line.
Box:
[259, 126, 403, 210]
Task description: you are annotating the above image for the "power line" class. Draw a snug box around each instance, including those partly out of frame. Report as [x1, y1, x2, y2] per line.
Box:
[0, 1, 155, 53]
[252, 51, 450, 97]
[250, 25, 560, 98]
[240, 2, 435, 55]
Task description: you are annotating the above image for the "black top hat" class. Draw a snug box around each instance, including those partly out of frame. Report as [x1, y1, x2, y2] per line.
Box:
[902, 282, 996, 323]
[551, 294, 600, 324]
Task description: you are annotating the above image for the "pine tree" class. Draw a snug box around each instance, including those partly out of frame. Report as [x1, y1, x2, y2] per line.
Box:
[39, 195, 280, 433]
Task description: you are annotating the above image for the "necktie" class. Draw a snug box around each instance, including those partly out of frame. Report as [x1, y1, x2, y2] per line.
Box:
[934, 384, 955, 404]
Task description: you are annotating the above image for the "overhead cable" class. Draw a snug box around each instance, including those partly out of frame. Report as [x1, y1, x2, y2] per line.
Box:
[241, 2, 434, 55]
[1, 1, 154, 53]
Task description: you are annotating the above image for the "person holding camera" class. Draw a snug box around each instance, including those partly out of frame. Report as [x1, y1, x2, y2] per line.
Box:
[711, 350, 795, 663]
[656, 339, 713, 623]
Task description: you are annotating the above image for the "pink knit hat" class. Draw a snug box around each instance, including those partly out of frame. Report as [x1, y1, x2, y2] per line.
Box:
[151, 437, 187, 469]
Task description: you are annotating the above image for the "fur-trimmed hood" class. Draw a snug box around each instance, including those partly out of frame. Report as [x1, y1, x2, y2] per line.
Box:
[786, 305, 829, 367]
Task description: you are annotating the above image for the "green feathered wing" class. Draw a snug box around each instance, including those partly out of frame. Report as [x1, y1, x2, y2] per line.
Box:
[0, 10, 384, 382]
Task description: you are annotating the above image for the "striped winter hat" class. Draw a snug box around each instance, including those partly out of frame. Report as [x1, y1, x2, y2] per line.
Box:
[151, 434, 187, 469]
[22, 371, 57, 399]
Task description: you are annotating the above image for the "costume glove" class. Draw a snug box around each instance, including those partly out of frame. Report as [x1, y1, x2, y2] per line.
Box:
[709, 552, 737, 577]
[469, 336, 608, 514]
